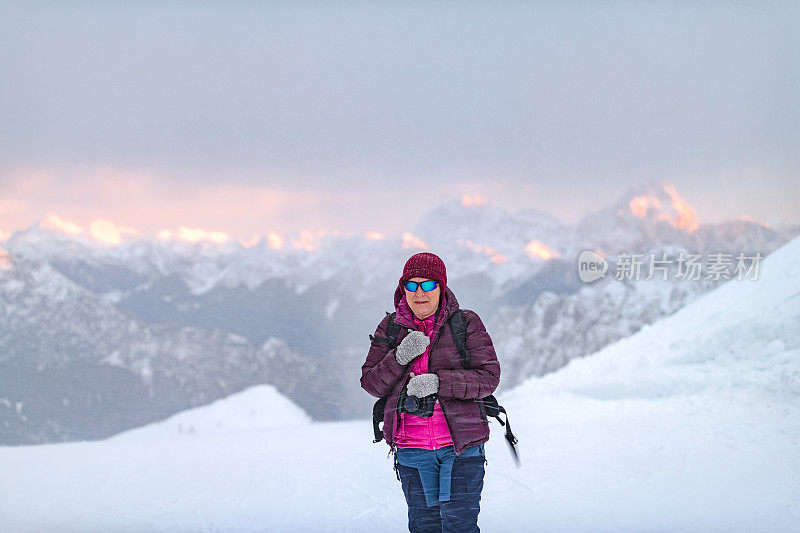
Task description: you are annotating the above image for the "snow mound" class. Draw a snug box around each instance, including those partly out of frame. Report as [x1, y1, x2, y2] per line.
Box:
[112, 384, 311, 440]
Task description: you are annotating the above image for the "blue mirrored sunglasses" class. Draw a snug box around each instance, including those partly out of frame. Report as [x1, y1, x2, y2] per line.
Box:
[404, 280, 438, 292]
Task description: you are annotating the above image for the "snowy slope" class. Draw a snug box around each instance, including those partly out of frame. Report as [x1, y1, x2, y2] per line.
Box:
[508, 231, 800, 400]
[0, 237, 798, 532]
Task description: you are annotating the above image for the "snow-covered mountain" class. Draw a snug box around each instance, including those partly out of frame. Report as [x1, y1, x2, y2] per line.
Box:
[2, 182, 798, 445]
[0, 235, 796, 532]
[4, 220, 411, 356]
[6, 182, 793, 306]
[410, 200, 570, 288]
[0, 253, 325, 445]
[572, 182, 794, 257]
[491, 243, 733, 389]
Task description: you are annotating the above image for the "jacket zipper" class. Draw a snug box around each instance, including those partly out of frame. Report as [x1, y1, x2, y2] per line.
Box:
[431, 306, 460, 453]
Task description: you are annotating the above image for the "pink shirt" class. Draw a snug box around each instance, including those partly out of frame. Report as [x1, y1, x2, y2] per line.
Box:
[393, 312, 454, 449]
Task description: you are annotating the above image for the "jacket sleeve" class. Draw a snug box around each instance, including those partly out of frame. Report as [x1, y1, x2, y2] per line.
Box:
[436, 310, 501, 400]
[360, 314, 411, 398]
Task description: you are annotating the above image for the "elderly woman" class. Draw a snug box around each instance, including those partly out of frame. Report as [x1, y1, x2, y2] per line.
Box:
[361, 252, 501, 533]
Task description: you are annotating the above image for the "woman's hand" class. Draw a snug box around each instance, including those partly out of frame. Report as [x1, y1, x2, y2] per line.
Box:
[406, 373, 439, 398]
[395, 330, 430, 365]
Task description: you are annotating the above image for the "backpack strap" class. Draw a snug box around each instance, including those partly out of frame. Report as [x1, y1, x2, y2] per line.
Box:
[482, 395, 520, 466]
[372, 395, 388, 443]
[448, 311, 521, 467]
[370, 312, 401, 451]
[369, 311, 402, 348]
[392, 447, 400, 481]
[385, 312, 401, 348]
[448, 308, 471, 370]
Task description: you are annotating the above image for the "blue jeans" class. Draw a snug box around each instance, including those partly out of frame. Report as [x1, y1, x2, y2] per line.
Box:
[396, 444, 485, 533]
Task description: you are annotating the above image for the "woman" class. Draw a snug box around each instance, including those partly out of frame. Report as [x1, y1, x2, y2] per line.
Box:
[361, 252, 501, 533]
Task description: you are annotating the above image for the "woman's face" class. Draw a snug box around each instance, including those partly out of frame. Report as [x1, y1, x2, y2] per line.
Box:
[404, 277, 441, 320]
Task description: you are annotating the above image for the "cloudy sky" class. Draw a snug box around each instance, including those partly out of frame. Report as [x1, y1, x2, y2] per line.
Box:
[1, 1, 798, 240]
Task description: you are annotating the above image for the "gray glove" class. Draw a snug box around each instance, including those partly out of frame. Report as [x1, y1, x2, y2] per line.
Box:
[395, 329, 430, 365]
[407, 372, 439, 398]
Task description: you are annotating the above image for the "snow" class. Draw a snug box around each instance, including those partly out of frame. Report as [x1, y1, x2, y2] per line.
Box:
[1, 237, 799, 532]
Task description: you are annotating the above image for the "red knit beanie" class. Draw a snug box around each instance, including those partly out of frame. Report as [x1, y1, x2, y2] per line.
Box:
[400, 252, 447, 295]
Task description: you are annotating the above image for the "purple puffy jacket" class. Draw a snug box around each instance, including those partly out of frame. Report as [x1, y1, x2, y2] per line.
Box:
[361, 284, 501, 456]
[393, 311, 454, 449]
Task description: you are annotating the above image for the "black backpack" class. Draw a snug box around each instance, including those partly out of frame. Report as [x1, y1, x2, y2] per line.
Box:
[369, 309, 519, 465]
